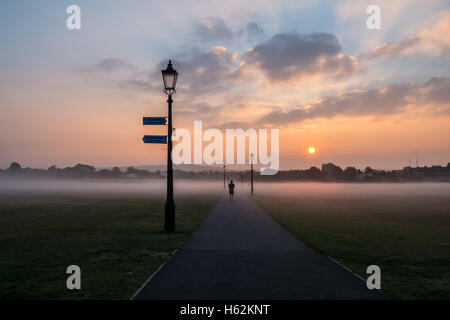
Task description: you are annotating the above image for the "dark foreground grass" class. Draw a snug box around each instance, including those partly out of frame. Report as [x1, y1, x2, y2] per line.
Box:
[0, 191, 219, 299]
[254, 188, 450, 299]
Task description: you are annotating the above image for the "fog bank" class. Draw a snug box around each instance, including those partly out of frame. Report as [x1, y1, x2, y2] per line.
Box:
[1, 179, 449, 199]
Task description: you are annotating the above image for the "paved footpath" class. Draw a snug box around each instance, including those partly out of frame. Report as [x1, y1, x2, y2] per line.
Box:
[134, 194, 387, 299]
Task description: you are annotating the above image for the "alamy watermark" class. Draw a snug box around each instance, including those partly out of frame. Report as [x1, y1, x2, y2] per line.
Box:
[366, 5, 381, 30]
[366, 265, 381, 290]
[65, 5, 380, 32]
[66, 5, 81, 30]
[66, 265, 81, 290]
[171, 120, 279, 175]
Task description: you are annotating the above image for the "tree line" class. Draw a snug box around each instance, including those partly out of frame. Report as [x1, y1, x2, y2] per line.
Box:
[1, 161, 449, 182]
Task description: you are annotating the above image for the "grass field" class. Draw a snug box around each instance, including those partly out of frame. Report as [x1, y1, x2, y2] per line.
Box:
[253, 183, 450, 299]
[2, 180, 449, 300]
[0, 181, 220, 299]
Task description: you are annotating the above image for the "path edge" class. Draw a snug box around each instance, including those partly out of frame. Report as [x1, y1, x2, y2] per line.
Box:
[250, 195, 390, 299]
[130, 194, 224, 300]
[130, 249, 178, 300]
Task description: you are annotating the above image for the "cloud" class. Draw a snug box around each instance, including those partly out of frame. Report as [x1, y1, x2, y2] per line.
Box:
[89, 47, 240, 96]
[419, 77, 450, 108]
[119, 78, 160, 92]
[193, 18, 265, 46]
[80, 58, 135, 74]
[80, 58, 142, 90]
[246, 22, 264, 38]
[240, 22, 265, 45]
[364, 37, 421, 59]
[111, 46, 238, 94]
[242, 32, 359, 81]
[258, 77, 450, 125]
[84, 30, 360, 96]
[365, 11, 450, 59]
[193, 18, 234, 43]
[175, 102, 224, 119]
[156, 46, 240, 95]
[212, 120, 256, 130]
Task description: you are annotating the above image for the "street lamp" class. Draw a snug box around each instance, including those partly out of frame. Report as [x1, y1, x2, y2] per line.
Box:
[223, 165, 226, 190]
[250, 153, 254, 195]
[162, 60, 178, 232]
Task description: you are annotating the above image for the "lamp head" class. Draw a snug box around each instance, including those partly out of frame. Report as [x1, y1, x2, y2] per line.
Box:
[162, 60, 178, 95]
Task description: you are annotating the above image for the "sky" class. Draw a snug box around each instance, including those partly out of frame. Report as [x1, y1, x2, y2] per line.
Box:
[0, 0, 449, 170]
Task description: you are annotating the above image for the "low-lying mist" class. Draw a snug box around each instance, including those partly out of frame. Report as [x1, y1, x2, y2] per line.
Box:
[1, 179, 449, 199]
[0, 179, 224, 197]
[255, 182, 450, 198]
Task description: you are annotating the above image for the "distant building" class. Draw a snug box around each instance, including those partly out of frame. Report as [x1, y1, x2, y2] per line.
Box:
[403, 165, 450, 181]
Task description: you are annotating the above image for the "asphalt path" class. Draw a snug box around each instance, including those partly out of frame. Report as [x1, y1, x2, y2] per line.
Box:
[133, 194, 387, 299]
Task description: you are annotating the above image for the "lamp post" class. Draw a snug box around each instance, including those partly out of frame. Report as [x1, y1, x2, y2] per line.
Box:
[162, 60, 178, 232]
[223, 165, 226, 190]
[250, 153, 254, 195]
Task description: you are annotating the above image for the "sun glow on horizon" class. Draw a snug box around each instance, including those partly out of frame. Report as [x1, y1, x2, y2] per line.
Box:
[308, 146, 316, 154]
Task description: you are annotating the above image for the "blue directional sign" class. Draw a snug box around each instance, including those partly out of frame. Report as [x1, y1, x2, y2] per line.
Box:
[142, 135, 167, 144]
[143, 117, 167, 125]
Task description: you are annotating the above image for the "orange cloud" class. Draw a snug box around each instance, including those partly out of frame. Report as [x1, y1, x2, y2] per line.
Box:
[365, 11, 450, 59]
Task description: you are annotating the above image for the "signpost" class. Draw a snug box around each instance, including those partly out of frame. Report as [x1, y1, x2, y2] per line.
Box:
[142, 135, 167, 144]
[250, 153, 254, 195]
[142, 60, 178, 233]
[143, 117, 167, 125]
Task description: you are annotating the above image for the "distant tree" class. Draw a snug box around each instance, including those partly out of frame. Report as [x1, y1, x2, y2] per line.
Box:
[112, 167, 121, 174]
[8, 162, 21, 171]
[63, 163, 96, 178]
[47, 165, 60, 173]
[111, 167, 122, 178]
[47, 165, 61, 177]
[73, 164, 95, 173]
[344, 166, 358, 181]
[97, 169, 114, 178]
[364, 166, 374, 174]
[127, 167, 138, 174]
[321, 163, 344, 181]
[304, 166, 322, 180]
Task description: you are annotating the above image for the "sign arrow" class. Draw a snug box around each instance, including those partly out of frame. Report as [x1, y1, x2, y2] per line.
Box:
[142, 135, 167, 144]
[143, 117, 167, 125]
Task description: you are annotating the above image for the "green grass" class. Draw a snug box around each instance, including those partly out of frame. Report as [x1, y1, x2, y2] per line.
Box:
[0, 191, 219, 299]
[254, 189, 450, 300]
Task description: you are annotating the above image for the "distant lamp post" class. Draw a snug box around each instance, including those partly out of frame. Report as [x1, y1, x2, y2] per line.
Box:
[250, 153, 254, 195]
[162, 60, 178, 232]
[223, 165, 226, 190]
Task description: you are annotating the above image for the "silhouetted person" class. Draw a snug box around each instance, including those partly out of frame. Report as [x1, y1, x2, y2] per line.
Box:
[228, 180, 235, 201]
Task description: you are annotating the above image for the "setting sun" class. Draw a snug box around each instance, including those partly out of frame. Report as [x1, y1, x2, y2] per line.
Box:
[308, 146, 316, 154]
